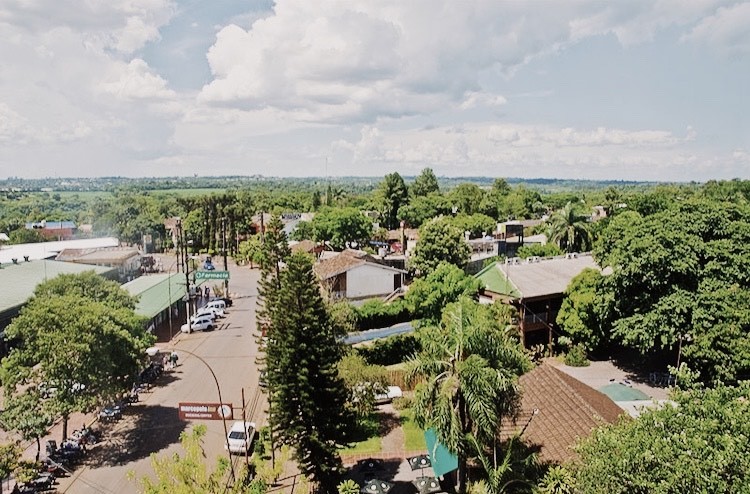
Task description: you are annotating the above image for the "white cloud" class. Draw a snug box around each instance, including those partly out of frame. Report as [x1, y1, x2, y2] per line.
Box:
[99, 58, 177, 101]
[682, 2, 750, 56]
[330, 122, 703, 180]
[0, 0, 747, 180]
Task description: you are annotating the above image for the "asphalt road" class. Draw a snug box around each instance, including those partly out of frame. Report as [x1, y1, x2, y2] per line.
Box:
[57, 260, 265, 493]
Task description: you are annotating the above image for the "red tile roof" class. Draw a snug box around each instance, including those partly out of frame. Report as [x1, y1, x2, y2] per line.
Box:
[502, 363, 624, 464]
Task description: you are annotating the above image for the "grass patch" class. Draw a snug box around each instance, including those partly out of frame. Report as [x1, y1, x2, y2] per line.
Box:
[400, 409, 426, 451]
[339, 412, 382, 455]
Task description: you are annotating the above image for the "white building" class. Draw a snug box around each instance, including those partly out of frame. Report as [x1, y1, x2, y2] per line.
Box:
[314, 249, 406, 301]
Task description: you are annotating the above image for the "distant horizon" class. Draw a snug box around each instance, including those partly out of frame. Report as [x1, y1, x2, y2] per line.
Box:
[1, 174, 696, 185]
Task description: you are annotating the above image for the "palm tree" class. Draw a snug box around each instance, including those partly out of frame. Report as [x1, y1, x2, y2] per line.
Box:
[547, 202, 592, 253]
[407, 298, 530, 494]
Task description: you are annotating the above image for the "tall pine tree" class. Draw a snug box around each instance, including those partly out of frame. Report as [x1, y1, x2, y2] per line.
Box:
[260, 251, 355, 493]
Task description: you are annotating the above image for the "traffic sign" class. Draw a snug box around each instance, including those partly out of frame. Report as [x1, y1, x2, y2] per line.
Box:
[195, 270, 230, 280]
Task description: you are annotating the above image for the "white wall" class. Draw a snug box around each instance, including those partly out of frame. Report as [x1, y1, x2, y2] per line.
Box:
[346, 263, 401, 299]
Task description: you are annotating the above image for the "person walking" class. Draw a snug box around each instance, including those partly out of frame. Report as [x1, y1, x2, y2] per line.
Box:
[169, 351, 179, 368]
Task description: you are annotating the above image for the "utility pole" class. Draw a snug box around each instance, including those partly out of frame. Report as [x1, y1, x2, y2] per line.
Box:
[222, 217, 229, 296]
[180, 223, 192, 327]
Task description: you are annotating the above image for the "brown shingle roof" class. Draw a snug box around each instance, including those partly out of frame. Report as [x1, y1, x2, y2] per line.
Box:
[313, 249, 404, 280]
[502, 363, 624, 464]
[290, 240, 316, 254]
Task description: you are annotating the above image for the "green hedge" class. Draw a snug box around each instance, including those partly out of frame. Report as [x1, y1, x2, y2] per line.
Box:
[354, 299, 413, 331]
[356, 333, 422, 366]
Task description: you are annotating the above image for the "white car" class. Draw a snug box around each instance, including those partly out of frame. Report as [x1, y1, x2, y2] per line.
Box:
[374, 386, 403, 404]
[195, 307, 221, 319]
[180, 315, 215, 333]
[226, 421, 256, 454]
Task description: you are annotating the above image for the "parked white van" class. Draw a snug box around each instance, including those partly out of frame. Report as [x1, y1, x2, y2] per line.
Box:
[205, 300, 227, 312]
[226, 421, 256, 454]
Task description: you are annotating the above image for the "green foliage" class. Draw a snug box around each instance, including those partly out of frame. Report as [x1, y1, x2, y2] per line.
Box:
[8, 227, 47, 244]
[500, 186, 543, 220]
[132, 424, 260, 493]
[446, 213, 497, 238]
[312, 207, 373, 250]
[594, 199, 750, 384]
[1, 273, 153, 440]
[408, 298, 531, 494]
[537, 466, 576, 494]
[0, 391, 53, 460]
[338, 479, 360, 494]
[398, 193, 451, 228]
[33, 270, 138, 310]
[338, 353, 388, 417]
[355, 333, 422, 366]
[0, 443, 21, 487]
[449, 183, 485, 216]
[290, 220, 314, 241]
[353, 299, 412, 331]
[237, 235, 264, 267]
[516, 243, 563, 259]
[328, 300, 359, 334]
[556, 269, 610, 351]
[412, 218, 471, 276]
[405, 262, 481, 324]
[573, 383, 750, 493]
[546, 202, 592, 253]
[563, 344, 590, 367]
[411, 168, 440, 197]
[261, 252, 355, 492]
[378, 172, 409, 230]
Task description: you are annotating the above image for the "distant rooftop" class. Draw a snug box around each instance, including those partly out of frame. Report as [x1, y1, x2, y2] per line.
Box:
[0, 237, 120, 264]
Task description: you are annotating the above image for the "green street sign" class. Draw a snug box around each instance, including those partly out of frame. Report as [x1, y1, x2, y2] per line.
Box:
[195, 270, 230, 280]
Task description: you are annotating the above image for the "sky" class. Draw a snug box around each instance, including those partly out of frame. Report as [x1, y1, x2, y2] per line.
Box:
[0, 1, 748, 182]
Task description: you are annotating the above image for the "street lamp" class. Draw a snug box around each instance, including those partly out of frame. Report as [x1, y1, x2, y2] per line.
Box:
[146, 346, 236, 484]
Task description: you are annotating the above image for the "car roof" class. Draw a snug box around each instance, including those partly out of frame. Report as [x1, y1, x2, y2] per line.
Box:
[229, 421, 255, 431]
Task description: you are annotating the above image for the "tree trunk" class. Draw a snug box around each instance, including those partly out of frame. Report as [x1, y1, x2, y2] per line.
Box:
[457, 393, 468, 494]
[62, 415, 68, 443]
[36, 437, 40, 462]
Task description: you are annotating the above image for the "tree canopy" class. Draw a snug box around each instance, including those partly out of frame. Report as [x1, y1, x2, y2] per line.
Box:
[261, 252, 355, 492]
[411, 218, 471, 276]
[0, 273, 153, 440]
[593, 199, 750, 383]
[573, 383, 750, 494]
[311, 207, 373, 250]
[408, 298, 530, 494]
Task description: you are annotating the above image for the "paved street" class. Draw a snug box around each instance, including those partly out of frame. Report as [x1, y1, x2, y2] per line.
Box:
[54, 259, 265, 493]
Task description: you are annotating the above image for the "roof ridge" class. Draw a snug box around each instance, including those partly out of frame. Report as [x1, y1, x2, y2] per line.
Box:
[495, 262, 522, 296]
[547, 365, 618, 422]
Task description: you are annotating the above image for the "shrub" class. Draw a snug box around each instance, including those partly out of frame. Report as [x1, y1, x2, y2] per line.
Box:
[354, 299, 412, 330]
[356, 333, 422, 366]
[391, 395, 412, 410]
[564, 344, 590, 367]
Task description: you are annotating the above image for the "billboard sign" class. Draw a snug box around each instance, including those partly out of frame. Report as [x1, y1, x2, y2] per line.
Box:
[178, 402, 233, 420]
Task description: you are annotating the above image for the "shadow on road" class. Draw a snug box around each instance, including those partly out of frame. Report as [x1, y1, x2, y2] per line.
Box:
[86, 404, 187, 467]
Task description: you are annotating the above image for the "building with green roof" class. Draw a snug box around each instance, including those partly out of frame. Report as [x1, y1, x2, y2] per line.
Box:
[0, 260, 117, 332]
[476, 254, 602, 347]
[122, 273, 207, 340]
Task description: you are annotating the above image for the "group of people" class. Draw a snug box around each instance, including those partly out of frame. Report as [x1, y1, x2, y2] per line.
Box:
[163, 351, 179, 369]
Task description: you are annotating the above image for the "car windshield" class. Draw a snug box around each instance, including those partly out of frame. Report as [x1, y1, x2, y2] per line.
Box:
[228, 431, 246, 440]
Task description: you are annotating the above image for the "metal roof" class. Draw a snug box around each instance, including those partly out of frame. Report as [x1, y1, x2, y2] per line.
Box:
[122, 273, 188, 319]
[0, 237, 119, 264]
[0, 260, 116, 313]
[477, 254, 599, 299]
